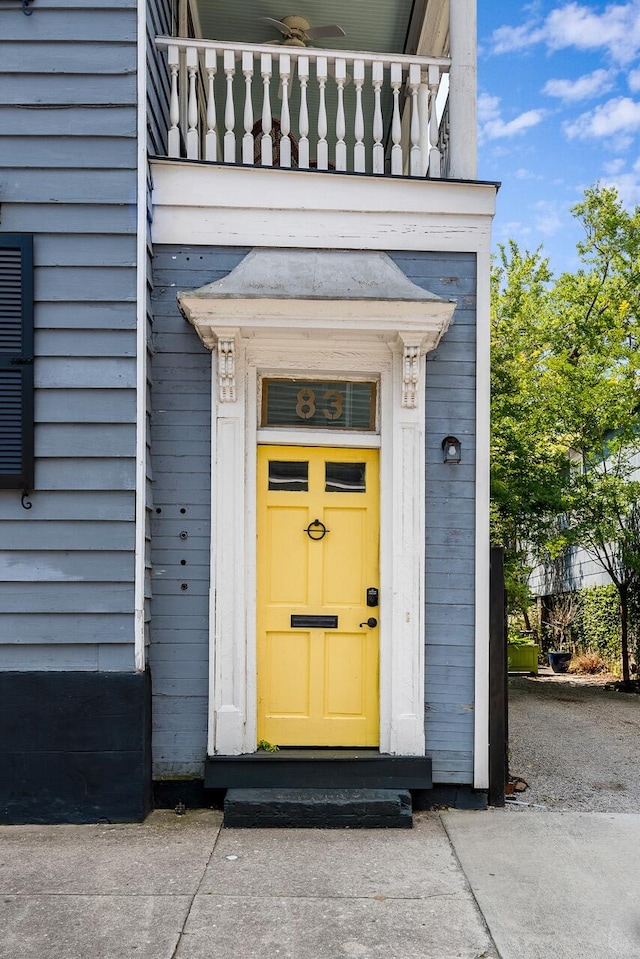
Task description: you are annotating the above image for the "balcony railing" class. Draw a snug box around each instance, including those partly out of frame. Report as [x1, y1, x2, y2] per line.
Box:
[155, 37, 451, 179]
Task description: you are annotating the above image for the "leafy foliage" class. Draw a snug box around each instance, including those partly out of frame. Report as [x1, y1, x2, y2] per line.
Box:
[575, 585, 621, 666]
[492, 185, 640, 682]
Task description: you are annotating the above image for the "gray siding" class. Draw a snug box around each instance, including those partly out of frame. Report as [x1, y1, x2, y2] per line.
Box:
[150, 247, 249, 778]
[151, 247, 476, 784]
[0, 1, 139, 670]
[147, 0, 173, 158]
[391, 252, 477, 785]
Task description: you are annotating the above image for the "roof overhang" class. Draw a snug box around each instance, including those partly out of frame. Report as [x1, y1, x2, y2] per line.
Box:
[177, 248, 457, 351]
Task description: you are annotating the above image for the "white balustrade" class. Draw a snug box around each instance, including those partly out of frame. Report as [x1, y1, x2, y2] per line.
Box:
[242, 51, 254, 165]
[156, 37, 450, 179]
[205, 49, 217, 162]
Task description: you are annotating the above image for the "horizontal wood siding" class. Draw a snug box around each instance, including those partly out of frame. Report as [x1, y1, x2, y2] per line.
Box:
[150, 246, 249, 778]
[0, 1, 139, 667]
[151, 247, 476, 784]
[390, 252, 476, 785]
[147, 0, 172, 158]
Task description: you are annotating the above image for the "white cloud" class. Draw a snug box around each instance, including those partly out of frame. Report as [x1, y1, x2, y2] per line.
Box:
[490, 22, 545, 55]
[543, 69, 616, 101]
[603, 157, 627, 173]
[533, 200, 563, 236]
[494, 220, 533, 241]
[629, 68, 640, 90]
[490, 1, 640, 64]
[602, 158, 640, 202]
[564, 96, 640, 138]
[478, 93, 501, 124]
[515, 168, 544, 180]
[478, 93, 545, 141]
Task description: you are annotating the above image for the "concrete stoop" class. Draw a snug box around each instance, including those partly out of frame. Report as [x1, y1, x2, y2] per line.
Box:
[224, 787, 413, 828]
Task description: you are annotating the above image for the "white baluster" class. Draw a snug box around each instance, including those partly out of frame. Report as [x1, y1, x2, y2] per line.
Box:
[242, 51, 254, 164]
[316, 56, 328, 171]
[353, 59, 365, 173]
[409, 62, 421, 177]
[168, 45, 180, 158]
[279, 53, 292, 168]
[335, 58, 347, 171]
[428, 64, 442, 178]
[372, 61, 384, 174]
[418, 81, 430, 176]
[390, 62, 403, 176]
[223, 49, 236, 163]
[297, 55, 310, 169]
[205, 49, 217, 162]
[186, 46, 199, 160]
[260, 53, 273, 166]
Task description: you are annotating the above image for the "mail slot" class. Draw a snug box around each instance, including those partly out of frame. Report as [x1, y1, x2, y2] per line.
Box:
[291, 615, 338, 629]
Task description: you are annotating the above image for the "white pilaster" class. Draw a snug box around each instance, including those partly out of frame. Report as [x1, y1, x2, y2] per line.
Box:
[382, 334, 428, 755]
[448, 0, 477, 180]
[209, 329, 247, 756]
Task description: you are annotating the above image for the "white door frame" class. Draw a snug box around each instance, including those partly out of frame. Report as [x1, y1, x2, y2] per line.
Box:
[206, 331, 438, 757]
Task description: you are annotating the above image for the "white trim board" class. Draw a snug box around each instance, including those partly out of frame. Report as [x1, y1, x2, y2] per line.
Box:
[134, 0, 148, 672]
[473, 250, 491, 790]
[151, 161, 497, 254]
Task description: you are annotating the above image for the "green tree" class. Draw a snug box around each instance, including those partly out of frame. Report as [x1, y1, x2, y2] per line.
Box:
[492, 186, 640, 683]
[545, 187, 640, 685]
[490, 243, 567, 620]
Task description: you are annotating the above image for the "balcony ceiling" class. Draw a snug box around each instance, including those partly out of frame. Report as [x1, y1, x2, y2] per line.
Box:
[192, 0, 446, 56]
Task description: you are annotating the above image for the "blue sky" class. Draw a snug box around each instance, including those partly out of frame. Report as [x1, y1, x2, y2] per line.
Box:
[477, 0, 640, 274]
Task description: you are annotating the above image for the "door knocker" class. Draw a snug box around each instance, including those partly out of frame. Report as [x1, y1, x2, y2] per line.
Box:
[304, 518, 329, 540]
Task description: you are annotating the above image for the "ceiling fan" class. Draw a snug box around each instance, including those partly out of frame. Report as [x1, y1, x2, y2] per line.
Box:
[259, 15, 346, 48]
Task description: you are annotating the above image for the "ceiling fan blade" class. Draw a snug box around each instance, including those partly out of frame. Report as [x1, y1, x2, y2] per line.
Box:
[259, 17, 292, 36]
[306, 24, 346, 39]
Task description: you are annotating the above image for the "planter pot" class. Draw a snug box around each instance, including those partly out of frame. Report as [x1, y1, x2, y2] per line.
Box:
[507, 642, 539, 675]
[548, 651, 572, 673]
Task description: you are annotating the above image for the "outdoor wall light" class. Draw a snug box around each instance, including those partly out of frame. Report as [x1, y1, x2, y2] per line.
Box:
[442, 436, 462, 464]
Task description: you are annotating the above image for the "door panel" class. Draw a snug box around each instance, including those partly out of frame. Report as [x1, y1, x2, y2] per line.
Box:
[257, 445, 379, 746]
[323, 507, 368, 605]
[266, 506, 309, 604]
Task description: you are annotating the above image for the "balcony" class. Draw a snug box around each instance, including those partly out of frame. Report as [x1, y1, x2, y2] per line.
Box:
[155, 37, 452, 180]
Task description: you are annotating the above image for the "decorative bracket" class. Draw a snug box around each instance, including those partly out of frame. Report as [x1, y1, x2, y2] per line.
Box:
[215, 330, 240, 403]
[401, 343, 420, 409]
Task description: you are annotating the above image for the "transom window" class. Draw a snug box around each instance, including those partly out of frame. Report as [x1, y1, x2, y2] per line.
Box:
[261, 379, 377, 432]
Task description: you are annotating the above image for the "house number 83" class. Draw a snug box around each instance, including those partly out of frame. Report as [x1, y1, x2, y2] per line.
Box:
[295, 387, 344, 421]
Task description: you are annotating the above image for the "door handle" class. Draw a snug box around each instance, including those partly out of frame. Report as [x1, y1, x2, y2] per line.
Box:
[359, 618, 378, 628]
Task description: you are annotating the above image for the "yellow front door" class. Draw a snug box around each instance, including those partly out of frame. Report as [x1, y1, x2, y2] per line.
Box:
[257, 445, 379, 746]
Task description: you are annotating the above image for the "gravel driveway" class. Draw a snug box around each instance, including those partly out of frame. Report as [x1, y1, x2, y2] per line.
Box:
[508, 670, 640, 812]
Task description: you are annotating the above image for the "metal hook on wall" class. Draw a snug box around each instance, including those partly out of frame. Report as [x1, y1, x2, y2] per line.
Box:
[21, 490, 33, 510]
[22, 0, 34, 14]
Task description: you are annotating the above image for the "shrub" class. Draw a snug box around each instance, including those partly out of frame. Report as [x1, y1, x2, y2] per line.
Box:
[574, 585, 620, 665]
[568, 651, 607, 674]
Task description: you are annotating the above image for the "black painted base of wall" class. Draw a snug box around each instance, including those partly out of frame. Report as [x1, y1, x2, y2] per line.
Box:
[0, 670, 152, 824]
[205, 751, 432, 790]
[153, 778, 226, 811]
[412, 786, 488, 811]
[153, 780, 487, 812]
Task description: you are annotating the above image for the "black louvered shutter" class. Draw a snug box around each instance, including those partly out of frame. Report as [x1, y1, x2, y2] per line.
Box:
[0, 235, 34, 490]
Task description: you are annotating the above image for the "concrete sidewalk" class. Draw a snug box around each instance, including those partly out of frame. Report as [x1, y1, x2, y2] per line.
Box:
[2, 807, 639, 959]
[0, 810, 497, 959]
[443, 808, 640, 959]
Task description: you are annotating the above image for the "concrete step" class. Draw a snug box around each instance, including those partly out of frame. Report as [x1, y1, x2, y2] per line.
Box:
[224, 787, 413, 828]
